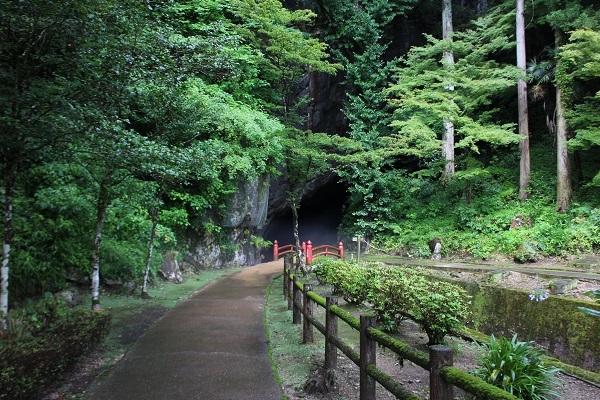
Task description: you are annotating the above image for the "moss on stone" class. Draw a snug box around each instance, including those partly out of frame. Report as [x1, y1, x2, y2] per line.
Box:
[431, 275, 600, 371]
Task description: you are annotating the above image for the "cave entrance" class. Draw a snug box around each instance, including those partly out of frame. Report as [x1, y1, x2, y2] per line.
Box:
[262, 181, 347, 259]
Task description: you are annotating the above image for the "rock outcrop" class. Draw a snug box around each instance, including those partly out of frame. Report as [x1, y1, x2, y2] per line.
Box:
[184, 174, 270, 269]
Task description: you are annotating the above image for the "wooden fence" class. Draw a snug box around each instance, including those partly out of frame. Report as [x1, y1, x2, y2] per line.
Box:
[282, 258, 519, 400]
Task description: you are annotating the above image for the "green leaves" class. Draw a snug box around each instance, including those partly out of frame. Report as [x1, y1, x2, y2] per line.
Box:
[311, 259, 471, 344]
[387, 9, 521, 165]
[558, 28, 600, 186]
[2, 0, 295, 305]
[472, 334, 562, 400]
[230, 0, 341, 118]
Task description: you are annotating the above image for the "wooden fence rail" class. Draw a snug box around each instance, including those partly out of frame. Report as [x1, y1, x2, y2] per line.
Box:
[282, 259, 519, 400]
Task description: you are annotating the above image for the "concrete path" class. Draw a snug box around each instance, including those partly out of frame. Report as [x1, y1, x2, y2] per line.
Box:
[85, 260, 284, 400]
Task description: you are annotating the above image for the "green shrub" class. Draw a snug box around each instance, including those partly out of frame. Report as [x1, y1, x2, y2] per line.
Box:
[311, 260, 471, 344]
[0, 295, 112, 399]
[366, 268, 471, 343]
[311, 257, 347, 286]
[471, 334, 562, 400]
[408, 280, 471, 345]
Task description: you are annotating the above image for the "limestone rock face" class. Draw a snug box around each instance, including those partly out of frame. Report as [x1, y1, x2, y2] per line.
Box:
[222, 174, 270, 229]
[267, 169, 338, 218]
[185, 175, 270, 269]
[185, 70, 348, 269]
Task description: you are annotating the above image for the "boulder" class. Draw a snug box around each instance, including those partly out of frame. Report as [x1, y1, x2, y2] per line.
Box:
[160, 250, 183, 283]
[55, 290, 79, 307]
[551, 279, 578, 295]
[429, 238, 442, 260]
[510, 214, 534, 229]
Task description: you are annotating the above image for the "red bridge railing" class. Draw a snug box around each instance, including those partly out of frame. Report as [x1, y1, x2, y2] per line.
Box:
[273, 240, 344, 263]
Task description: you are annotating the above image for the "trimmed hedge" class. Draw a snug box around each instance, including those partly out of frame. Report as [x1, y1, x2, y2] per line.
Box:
[311, 257, 471, 344]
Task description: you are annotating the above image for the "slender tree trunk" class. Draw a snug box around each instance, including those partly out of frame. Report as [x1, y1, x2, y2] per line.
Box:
[91, 181, 109, 310]
[556, 87, 571, 212]
[555, 29, 572, 213]
[517, 0, 531, 201]
[442, 0, 455, 178]
[291, 199, 306, 273]
[141, 207, 160, 298]
[1, 159, 18, 320]
[555, 83, 572, 213]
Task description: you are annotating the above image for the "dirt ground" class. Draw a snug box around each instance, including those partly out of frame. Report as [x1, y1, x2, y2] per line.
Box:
[288, 314, 600, 400]
[40, 307, 169, 400]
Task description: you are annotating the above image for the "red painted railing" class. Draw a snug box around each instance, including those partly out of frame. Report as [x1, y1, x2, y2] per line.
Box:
[308, 241, 344, 264]
[273, 240, 344, 263]
[273, 241, 297, 260]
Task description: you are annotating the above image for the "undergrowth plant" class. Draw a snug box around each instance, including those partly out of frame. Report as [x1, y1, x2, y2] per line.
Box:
[0, 294, 111, 399]
[471, 334, 562, 400]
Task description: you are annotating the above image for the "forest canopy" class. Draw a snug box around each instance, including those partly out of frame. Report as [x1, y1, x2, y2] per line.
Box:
[1, 0, 599, 314]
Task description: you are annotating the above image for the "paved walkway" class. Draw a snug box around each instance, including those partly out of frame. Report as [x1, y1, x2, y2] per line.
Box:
[85, 260, 284, 400]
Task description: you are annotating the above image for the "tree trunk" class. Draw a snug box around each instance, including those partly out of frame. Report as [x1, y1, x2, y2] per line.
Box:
[555, 29, 572, 213]
[91, 181, 109, 310]
[517, 0, 531, 201]
[291, 200, 306, 273]
[141, 207, 160, 298]
[442, 0, 455, 178]
[555, 84, 572, 213]
[1, 158, 18, 320]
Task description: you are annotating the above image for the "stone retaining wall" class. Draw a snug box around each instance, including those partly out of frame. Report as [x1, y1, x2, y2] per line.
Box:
[432, 276, 600, 371]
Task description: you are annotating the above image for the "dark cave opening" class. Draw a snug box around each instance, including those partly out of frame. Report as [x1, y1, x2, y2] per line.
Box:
[262, 181, 347, 260]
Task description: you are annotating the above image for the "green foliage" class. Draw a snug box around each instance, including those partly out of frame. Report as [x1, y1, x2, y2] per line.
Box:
[386, 7, 521, 165]
[342, 143, 600, 261]
[2, 0, 300, 306]
[0, 295, 111, 399]
[231, 0, 341, 118]
[310, 259, 471, 344]
[472, 334, 562, 400]
[559, 27, 600, 186]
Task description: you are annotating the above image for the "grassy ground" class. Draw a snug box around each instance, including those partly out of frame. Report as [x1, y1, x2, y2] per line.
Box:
[264, 275, 324, 397]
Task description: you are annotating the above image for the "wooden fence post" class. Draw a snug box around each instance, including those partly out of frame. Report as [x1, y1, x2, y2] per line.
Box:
[283, 265, 288, 299]
[360, 315, 377, 400]
[284, 253, 292, 269]
[283, 254, 293, 304]
[287, 269, 294, 311]
[273, 240, 279, 261]
[325, 297, 338, 371]
[339, 242, 344, 260]
[293, 275, 302, 324]
[430, 345, 454, 400]
[307, 240, 313, 264]
[303, 284, 313, 344]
